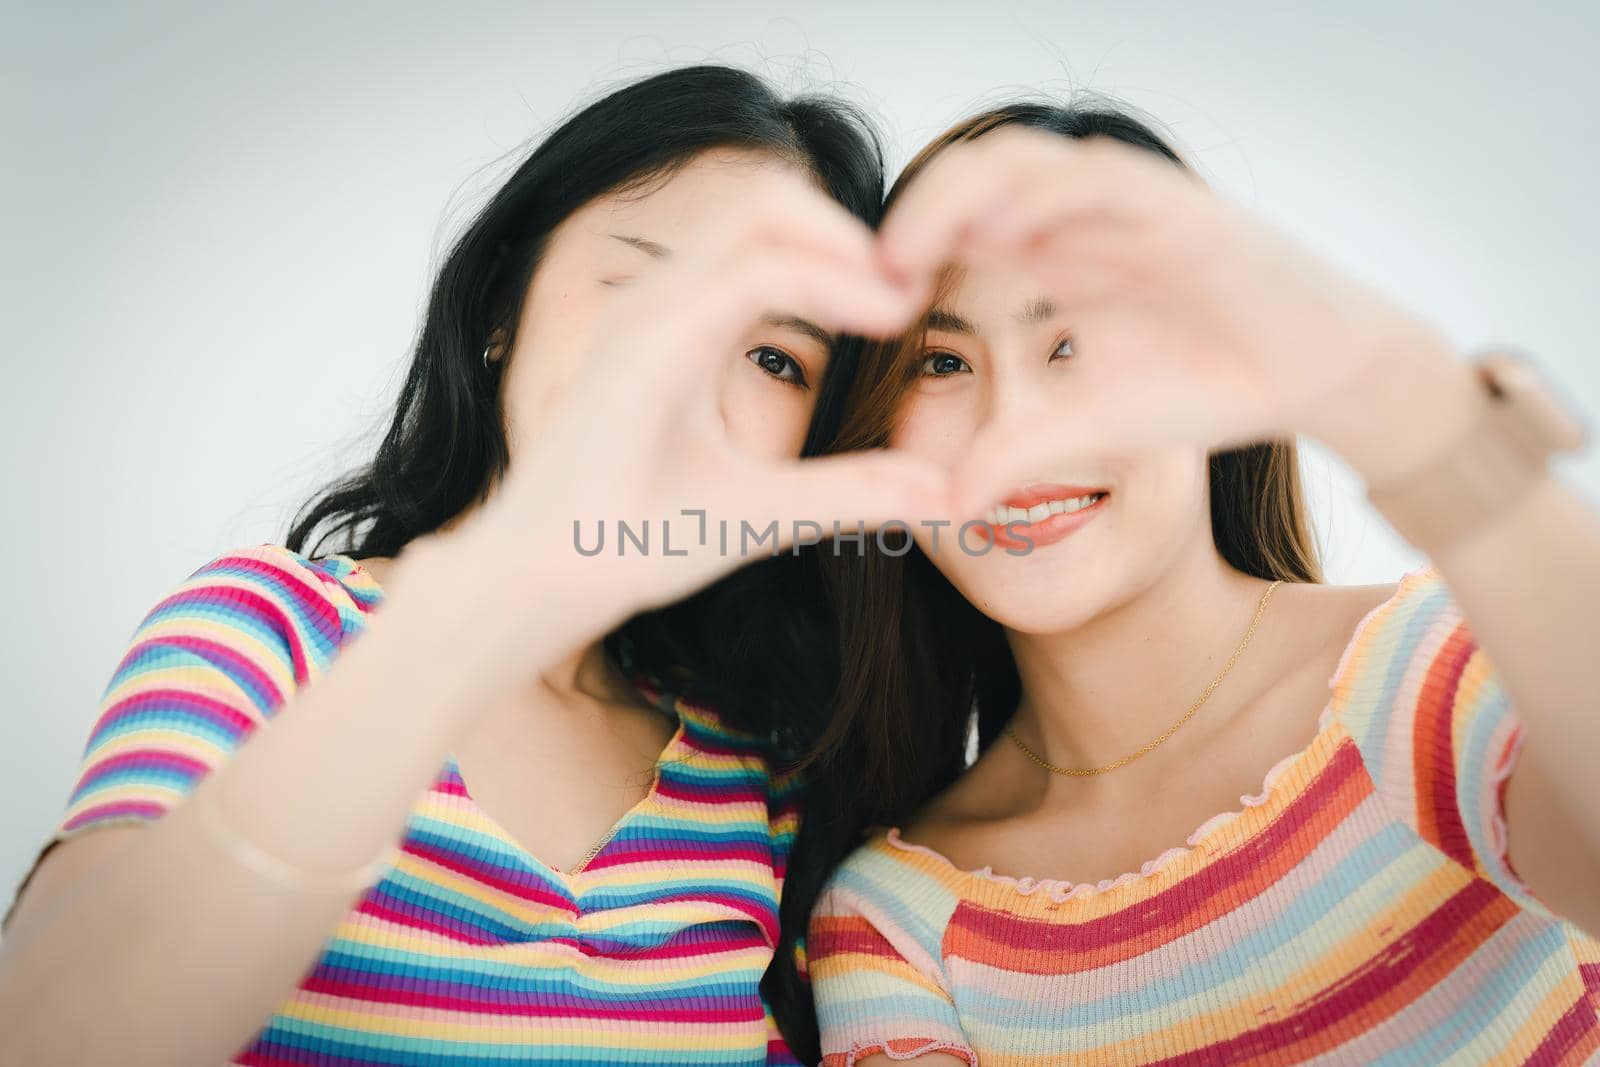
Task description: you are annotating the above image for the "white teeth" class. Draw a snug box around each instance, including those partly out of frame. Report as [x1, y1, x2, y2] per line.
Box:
[986, 492, 1106, 525]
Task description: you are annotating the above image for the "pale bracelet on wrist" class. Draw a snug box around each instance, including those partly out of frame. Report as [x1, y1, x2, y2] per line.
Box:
[1363, 347, 1589, 556]
[192, 787, 398, 895]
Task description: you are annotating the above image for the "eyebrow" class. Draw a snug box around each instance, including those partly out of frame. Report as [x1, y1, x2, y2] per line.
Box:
[925, 297, 1058, 336]
[610, 233, 672, 258]
[764, 313, 835, 349]
[925, 307, 977, 335]
[1016, 296, 1057, 325]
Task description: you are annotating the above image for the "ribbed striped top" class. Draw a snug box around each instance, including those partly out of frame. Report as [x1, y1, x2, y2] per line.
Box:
[809, 566, 1600, 1065]
[8, 543, 804, 1065]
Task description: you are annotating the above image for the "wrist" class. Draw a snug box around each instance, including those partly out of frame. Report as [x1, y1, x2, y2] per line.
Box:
[1346, 345, 1589, 556]
[1303, 316, 1483, 487]
[376, 517, 596, 705]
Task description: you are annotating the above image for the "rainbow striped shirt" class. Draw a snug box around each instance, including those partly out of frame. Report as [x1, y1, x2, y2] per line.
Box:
[809, 566, 1600, 1065]
[10, 543, 804, 1065]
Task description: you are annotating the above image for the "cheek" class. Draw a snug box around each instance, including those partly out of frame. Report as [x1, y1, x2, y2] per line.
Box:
[912, 448, 1210, 633]
[1116, 449, 1209, 536]
[890, 392, 974, 467]
[718, 360, 814, 459]
[1089, 447, 1212, 585]
[500, 274, 605, 447]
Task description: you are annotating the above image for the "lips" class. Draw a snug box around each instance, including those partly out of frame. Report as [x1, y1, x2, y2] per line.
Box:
[999, 482, 1108, 511]
[979, 482, 1110, 551]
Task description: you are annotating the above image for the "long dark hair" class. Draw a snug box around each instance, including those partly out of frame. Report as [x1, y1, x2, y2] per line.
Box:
[282, 64, 884, 1062]
[791, 101, 1325, 982]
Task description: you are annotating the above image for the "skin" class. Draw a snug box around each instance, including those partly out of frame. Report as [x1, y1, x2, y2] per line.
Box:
[8, 127, 1590, 1067]
[0, 146, 944, 1066]
[899, 260, 1208, 636]
[896, 259, 1401, 890]
[362, 149, 846, 873]
[852, 129, 1600, 1067]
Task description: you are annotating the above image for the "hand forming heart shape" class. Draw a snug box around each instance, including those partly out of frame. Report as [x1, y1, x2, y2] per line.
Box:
[870, 127, 1474, 519]
[445, 130, 1475, 683]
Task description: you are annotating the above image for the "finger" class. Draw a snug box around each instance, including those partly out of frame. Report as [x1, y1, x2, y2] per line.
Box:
[968, 137, 1175, 250]
[953, 220, 1136, 313]
[572, 239, 912, 423]
[702, 170, 889, 288]
[672, 243, 922, 368]
[884, 134, 1182, 296]
[964, 165, 1144, 265]
[877, 148, 1020, 285]
[723, 214, 927, 333]
[880, 129, 1100, 284]
[745, 449, 959, 555]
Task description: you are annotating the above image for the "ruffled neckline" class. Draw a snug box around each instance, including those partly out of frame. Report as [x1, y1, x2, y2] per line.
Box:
[880, 565, 1438, 905]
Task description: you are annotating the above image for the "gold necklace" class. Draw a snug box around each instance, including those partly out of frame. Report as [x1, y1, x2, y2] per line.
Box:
[1005, 578, 1284, 777]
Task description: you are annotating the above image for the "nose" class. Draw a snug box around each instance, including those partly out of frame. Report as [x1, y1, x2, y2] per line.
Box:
[976, 345, 1056, 431]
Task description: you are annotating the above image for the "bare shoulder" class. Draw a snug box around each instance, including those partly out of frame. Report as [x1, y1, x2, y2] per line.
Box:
[1274, 575, 1401, 613]
[895, 737, 1024, 870]
[1273, 577, 1403, 655]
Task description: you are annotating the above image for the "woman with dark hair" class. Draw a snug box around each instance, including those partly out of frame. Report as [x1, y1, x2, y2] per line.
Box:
[805, 103, 1600, 1064]
[0, 65, 942, 1066]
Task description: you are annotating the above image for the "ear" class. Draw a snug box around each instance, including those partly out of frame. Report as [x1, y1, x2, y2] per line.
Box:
[485, 326, 512, 365]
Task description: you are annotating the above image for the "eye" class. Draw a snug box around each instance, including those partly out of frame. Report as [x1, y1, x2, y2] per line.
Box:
[1050, 336, 1074, 361]
[747, 345, 809, 388]
[919, 350, 972, 377]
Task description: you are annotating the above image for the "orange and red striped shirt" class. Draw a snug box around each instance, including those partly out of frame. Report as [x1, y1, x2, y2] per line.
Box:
[809, 566, 1600, 1065]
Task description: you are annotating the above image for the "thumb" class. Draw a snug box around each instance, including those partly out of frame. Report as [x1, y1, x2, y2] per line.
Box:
[753, 449, 957, 552]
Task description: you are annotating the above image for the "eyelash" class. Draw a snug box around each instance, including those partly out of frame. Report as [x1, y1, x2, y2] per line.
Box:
[919, 337, 1074, 377]
[747, 345, 809, 389]
[920, 350, 971, 377]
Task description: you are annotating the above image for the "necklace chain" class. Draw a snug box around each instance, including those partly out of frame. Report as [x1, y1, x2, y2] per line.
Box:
[1004, 579, 1284, 778]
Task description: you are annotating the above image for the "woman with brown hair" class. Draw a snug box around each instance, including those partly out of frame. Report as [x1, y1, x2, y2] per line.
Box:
[804, 103, 1600, 1064]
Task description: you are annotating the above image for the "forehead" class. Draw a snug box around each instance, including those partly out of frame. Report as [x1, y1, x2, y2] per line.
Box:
[576, 148, 802, 240]
[931, 261, 1058, 333]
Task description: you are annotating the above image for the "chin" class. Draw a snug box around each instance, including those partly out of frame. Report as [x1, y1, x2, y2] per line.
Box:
[950, 555, 1116, 634]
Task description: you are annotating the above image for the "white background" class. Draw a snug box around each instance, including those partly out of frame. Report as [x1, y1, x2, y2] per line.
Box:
[4, 1, 1597, 903]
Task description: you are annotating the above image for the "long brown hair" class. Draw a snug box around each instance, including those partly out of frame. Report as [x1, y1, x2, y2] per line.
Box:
[814, 100, 1325, 833]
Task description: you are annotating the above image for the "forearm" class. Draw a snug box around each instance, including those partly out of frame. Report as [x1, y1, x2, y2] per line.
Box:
[0, 525, 578, 1065]
[1422, 474, 1600, 834]
[1315, 326, 1600, 844]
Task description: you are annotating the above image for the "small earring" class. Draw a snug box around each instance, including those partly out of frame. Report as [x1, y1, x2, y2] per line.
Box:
[482, 345, 495, 370]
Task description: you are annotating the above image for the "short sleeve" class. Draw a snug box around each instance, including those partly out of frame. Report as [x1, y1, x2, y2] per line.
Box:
[3, 544, 358, 933]
[1334, 564, 1537, 910]
[808, 881, 977, 1066]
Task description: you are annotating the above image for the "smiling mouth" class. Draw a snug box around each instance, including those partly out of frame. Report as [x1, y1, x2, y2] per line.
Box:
[979, 483, 1111, 550]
